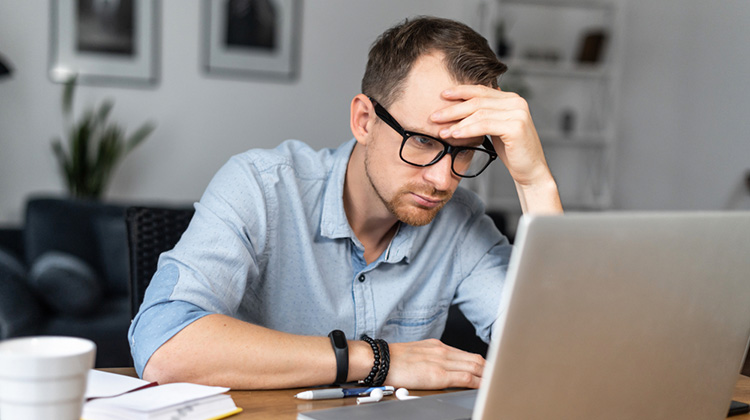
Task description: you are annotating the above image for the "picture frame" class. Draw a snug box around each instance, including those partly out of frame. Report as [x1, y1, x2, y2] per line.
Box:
[203, 0, 301, 80]
[49, 0, 159, 86]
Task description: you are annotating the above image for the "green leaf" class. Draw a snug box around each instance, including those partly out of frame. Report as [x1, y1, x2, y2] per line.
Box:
[51, 138, 66, 166]
[51, 138, 74, 190]
[96, 100, 114, 126]
[124, 122, 156, 154]
[71, 119, 93, 196]
[62, 75, 77, 118]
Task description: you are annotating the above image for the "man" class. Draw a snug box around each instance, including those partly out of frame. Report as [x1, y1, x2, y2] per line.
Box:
[129, 16, 562, 390]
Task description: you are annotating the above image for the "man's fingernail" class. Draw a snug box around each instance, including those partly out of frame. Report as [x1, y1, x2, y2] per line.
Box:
[443, 89, 453, 96]
[431, 111, 441, 120]
[440, 129, 451, 138]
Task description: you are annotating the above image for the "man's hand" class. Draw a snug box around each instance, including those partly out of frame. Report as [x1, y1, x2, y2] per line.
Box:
[431, 85, 563, 214]
[384, 339, 485, 389]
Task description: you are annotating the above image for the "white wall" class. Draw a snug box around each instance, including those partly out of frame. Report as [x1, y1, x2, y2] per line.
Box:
[1, 0, 750, 225]
[616, 0, 750, 211]
[0, 0, 479, 224]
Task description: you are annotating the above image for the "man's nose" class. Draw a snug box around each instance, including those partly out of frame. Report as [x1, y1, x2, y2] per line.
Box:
[422, 153, 455, 191]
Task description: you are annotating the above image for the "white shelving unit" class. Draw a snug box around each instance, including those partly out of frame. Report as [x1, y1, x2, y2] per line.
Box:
[465, 0, 623, 216]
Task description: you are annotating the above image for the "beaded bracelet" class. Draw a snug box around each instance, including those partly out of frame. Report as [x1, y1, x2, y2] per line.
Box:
[372, 338, 390, 387]
[359, 335, 380, 386]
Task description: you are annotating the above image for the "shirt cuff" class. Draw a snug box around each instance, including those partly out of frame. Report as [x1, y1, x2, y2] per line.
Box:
[128, 299, 212, 378]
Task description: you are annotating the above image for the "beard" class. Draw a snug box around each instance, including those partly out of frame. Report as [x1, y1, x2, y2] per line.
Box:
[364, 152, 453, 227]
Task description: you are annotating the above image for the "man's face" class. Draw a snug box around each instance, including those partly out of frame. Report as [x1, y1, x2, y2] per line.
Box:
[364, 52, 471, 227]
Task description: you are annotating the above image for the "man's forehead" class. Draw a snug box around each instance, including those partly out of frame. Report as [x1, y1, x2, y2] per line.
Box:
[395, 53, 457, 112]
[385, 58, 455, 132]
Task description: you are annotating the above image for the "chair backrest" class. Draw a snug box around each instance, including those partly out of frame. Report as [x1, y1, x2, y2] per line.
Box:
[125, 206, 195, 319]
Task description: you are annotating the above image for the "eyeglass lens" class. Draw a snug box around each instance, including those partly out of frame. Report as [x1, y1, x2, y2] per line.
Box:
[401, 135, 492, 177]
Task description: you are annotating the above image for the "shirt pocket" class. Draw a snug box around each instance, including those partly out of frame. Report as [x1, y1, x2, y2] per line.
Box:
[381, 300, 450, 342]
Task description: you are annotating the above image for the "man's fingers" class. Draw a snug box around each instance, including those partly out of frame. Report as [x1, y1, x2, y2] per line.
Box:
[425, 344, 486, 385]
[431, 93, 529, 133]
[438, 365, 483, 389]
[440, 84, 499, 101]
[386, 340, 487, 389]
[446, 116, 530, 142]
[446, 356, 485, 378]
[439, 85, 520, 106]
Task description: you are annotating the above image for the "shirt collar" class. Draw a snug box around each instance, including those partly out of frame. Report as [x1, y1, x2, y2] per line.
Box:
[320, 139, 416, 264]
[320, 139, 356, 240]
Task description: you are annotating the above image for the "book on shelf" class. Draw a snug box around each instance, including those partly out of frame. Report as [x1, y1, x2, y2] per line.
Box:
[83, 370, 242, 420]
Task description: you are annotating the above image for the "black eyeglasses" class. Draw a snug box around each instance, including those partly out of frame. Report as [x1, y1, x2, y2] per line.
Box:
[369, 97, 497, 178]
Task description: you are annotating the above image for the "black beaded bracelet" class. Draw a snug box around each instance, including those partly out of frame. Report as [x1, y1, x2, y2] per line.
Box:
[372, 338, 390, 387]
[359, 335, 380, 386]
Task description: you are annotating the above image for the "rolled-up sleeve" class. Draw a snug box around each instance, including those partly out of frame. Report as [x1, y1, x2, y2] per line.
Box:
[128, 154, 269, 377]
[128, 264, 212, 376]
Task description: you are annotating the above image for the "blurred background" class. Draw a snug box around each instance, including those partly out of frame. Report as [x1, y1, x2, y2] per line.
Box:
[1, 0, 749, 226]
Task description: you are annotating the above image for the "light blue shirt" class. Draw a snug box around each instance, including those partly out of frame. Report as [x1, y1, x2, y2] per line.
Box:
[128, 139, 512, 377]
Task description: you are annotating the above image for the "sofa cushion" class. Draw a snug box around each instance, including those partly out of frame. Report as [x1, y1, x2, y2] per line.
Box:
[0, 227, 24, 259]
[0, 248, 42, 339]
[94, 214, 129, 296]
[29, 251, 102, 316]
[24, 197, 127, 287]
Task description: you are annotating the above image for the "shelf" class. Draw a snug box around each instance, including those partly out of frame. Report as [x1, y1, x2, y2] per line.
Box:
[486, 197, 522, 210]
[478, 0, 621, 216]
[499, 0, 615, 12]
[505, 58, 608, 79]
[485, 196, 609, 212]
[538, 131, 609, 147]
[543, 139, 606, 148]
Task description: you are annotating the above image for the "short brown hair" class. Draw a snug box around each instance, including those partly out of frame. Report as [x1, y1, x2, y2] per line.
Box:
[362, 16, 507, 107]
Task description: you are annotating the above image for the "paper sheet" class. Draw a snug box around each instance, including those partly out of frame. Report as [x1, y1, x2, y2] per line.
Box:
[85, 382, 231, 412]
[85, 369, 151, 399]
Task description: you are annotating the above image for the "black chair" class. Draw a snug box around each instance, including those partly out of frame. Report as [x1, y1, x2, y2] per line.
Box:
[125, 206, 195, 319]
[440, 305, 489, 357]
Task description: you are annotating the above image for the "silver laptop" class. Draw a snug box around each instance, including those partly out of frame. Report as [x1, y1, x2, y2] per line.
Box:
[298, 212, 750, 420]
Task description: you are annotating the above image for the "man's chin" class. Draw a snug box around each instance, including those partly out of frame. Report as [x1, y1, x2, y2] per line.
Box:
[394, 205, 444, 226]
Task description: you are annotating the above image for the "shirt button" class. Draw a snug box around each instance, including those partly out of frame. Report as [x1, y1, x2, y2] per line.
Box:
[358, 274, 366, 282]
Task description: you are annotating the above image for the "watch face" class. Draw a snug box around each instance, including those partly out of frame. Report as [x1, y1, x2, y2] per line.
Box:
[331, 331, 347, 348]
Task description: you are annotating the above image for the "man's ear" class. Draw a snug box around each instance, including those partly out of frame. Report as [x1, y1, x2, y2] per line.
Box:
[350, 94, 376, 146]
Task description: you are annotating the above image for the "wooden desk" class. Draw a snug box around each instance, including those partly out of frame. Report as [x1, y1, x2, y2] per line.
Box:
[104, 368, 750, 420]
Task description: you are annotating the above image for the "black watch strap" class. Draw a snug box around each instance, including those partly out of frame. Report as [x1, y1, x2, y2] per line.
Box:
[328, 329, 349, 384]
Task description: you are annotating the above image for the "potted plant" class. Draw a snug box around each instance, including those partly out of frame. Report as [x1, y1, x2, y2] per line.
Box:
[51, 76, 156, 199]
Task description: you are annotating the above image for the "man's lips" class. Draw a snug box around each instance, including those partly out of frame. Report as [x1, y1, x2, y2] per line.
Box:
[410, 192, 445, 208]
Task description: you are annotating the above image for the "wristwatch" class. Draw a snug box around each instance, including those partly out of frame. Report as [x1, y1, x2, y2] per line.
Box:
[328, 329, 349, 384]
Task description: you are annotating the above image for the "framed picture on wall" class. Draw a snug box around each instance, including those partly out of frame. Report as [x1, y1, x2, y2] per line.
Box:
[49, 0, 159, 86]
[203, 0, 301, 80]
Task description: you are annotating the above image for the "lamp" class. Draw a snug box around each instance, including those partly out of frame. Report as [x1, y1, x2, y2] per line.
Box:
[0, 54, 13, 78]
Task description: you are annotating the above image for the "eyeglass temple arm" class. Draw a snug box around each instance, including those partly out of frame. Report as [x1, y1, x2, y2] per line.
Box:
[482, 136, 498, 155]
[368, 97, 406, 133]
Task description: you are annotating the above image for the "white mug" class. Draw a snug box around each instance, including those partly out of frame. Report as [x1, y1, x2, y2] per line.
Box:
[0, 336, 96, 420]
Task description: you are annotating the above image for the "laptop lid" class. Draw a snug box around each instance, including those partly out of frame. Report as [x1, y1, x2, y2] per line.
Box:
[299, 212, 750, 420]
[474, 212, 750, 420]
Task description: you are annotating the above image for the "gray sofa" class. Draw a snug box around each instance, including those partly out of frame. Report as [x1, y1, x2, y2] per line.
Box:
[0, 196, 132, 367]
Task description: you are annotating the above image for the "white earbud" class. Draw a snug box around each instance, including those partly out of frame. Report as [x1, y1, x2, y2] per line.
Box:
[395, 388, 420, 400]
[356, 388, 384, 404]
